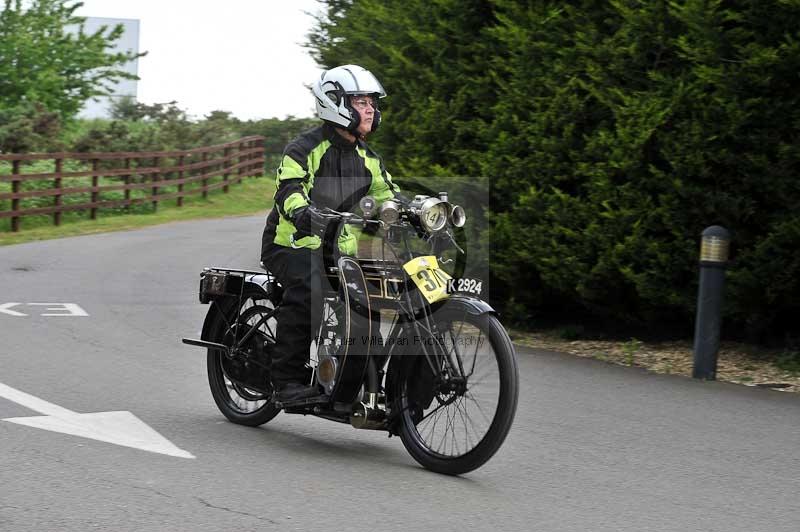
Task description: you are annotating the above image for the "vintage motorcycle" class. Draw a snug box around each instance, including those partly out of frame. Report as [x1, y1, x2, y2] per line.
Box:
[182, 192, 518, 475]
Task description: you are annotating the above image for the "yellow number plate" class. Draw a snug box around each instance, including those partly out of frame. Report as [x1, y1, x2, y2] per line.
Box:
[403, 255, 452, 304]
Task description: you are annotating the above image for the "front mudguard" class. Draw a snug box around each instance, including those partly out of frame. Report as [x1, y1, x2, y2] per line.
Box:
[385, 295, 497, 423]
[431, 294, 497, 317]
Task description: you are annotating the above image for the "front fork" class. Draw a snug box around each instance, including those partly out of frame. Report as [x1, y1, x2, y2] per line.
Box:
[351, 354, 386, 429]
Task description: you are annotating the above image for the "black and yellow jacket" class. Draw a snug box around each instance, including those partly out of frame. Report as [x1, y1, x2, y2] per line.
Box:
[261, 123, 399, 258]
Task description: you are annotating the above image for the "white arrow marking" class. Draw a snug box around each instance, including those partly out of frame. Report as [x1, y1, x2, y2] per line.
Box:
[0, 303, 26, 316]
[0, 382, 194, 459]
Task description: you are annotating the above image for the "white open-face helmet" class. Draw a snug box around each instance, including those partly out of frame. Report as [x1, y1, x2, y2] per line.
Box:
[312, 64, 386, 133]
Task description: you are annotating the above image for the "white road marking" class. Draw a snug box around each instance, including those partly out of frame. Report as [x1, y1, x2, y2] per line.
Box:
[0, 382, 194, 459]
[0, 382, 74, 417]
[28, 303, 89, 316]
[0, 303, 26, 316]
[0, 302, 89, 317]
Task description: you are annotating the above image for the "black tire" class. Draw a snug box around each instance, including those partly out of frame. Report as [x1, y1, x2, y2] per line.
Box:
[395, 309, 518, 475]
[207, 290, 281, 426]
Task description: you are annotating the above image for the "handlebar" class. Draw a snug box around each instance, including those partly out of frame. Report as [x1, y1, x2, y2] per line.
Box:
[289, 207, 381, 249]
[317, 207, 382, 228]
[292, 199, 464, 257]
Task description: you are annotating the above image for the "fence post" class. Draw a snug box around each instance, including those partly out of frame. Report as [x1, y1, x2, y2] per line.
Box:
[237, 140, 244, 181]
[242, 140, 249, 177]
[692, 226, 732, 380]
[152, 156, 160, 212]
[11, 160, 20, 232]
[223, 147, 231, 193]
[257, 137, 265, 176]
[246, 139, 254, 176]
[54, 158, 62, 226]
[123, 158, 132, 213]
[177, 154, 185, 207]
[90, 159, 99, 220]
[202, 152, 209, 199]
[251, 139, 258, 176]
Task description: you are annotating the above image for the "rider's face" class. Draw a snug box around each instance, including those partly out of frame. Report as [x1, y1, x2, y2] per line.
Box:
[350, 95, 376, 137]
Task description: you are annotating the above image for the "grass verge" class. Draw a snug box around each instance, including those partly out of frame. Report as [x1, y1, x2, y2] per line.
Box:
[0, 176, 275, 247]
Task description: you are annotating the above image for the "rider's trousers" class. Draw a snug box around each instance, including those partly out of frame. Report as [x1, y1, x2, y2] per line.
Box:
[261, 245, 324, 386]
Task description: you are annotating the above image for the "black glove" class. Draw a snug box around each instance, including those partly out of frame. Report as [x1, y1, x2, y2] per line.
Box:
[291, 205, 328, 239]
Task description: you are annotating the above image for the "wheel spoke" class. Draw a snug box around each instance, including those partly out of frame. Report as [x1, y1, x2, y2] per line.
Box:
[447, 403, 461, 456]
[448, 319, 467, 377]
[459, 396, 484, 449]
[437, 402, 453, 455]
[465, 392, 494, 425]
[454, 396, 476, 452]
[419, 404, 444, 449]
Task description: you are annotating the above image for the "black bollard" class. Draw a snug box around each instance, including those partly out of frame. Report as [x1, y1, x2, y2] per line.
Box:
[692, 226, 731, 380]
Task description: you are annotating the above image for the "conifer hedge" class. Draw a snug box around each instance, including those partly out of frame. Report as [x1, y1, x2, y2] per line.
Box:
[309, 0, 800, 342]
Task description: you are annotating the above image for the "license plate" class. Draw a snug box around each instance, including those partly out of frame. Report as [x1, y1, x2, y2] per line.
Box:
[403, 255, 452, 304]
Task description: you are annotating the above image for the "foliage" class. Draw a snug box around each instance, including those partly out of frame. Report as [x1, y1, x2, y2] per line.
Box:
[70, 99, 236, 154]
[775, 351, 800, 376]
[622, 338, 643, 366]
[0, 0, 143, 133]
[0, 101, 62, 152]
[557, 324, 586, 341]
[65, 98, 318, 172]
[308, 0, 800, 342]
[237, 115, 318, 169]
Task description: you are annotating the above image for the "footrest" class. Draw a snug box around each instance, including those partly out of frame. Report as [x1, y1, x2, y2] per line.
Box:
[275, 394, 329, 409]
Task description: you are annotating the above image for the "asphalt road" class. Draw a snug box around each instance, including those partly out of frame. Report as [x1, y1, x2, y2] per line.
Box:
[1, 215, 798, 532]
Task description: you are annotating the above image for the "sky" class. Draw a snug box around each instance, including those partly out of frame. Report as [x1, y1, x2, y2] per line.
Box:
[73, 0, 324, 120]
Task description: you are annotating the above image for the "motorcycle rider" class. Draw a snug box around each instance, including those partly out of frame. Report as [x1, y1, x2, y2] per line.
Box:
[260, 64, 400, 402]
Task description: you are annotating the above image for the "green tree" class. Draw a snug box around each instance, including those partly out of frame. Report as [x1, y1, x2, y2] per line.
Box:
[0, 0, 142, 125]
[0, 101, 61, 152]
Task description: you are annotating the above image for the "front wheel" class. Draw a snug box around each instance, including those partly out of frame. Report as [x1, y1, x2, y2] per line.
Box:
[394, 310, 518, 475]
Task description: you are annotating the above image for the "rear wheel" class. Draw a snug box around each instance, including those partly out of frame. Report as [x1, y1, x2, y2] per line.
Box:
[207, 290, 281, 426]
[394, 309, 518, 475]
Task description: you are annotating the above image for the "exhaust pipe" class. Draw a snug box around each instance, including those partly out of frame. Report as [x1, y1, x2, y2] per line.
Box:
[350, 392, 386, 430]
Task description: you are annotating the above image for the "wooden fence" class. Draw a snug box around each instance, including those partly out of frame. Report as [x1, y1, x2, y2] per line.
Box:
[0, 136, 265, 232]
